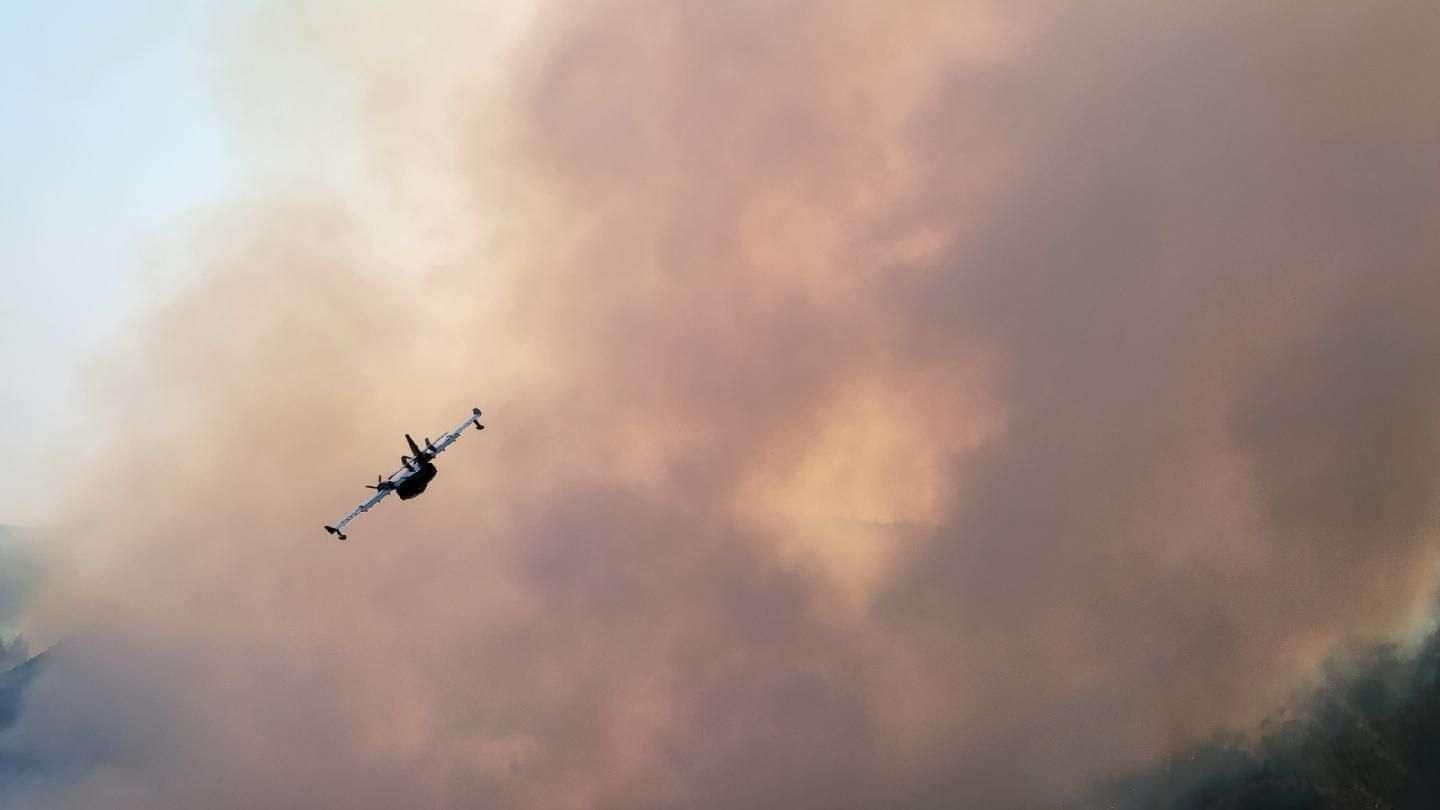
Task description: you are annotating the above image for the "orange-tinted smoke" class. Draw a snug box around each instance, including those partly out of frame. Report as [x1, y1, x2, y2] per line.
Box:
[12, 1, 1440, 808]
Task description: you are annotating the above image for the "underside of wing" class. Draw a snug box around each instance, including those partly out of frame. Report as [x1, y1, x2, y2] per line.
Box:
[429, 407, 485, 456]
[325, 486, 395, 540]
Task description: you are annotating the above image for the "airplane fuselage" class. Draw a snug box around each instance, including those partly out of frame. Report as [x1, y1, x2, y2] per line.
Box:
[396, 462, 437, 499]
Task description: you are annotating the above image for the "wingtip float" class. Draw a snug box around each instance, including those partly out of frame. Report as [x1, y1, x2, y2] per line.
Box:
[324, 406, 485, 541]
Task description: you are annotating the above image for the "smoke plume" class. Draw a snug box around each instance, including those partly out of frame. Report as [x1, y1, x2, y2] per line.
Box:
[6, 1, 1440, 807]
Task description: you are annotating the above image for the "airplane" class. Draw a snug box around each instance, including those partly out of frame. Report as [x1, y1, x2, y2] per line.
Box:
[324, 407, 485, 540]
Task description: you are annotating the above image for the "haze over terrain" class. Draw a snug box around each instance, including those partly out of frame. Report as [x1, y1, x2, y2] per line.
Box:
[4, 1, 1440, 808]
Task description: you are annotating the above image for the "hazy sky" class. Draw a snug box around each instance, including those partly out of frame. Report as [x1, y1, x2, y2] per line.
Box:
[1, 1, 236, 523]
[4, 2, 1440, 809]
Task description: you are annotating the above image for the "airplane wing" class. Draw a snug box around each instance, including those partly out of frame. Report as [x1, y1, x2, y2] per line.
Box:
[426, 407, 485, 456]
[324, 407, 484, 540]
[325, 459, 418, 539]
[325, 487, 395, 540]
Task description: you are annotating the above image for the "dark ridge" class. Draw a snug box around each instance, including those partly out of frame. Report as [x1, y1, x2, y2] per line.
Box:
[0, 646, 51, 732]
[1078, 623, 1440, 809]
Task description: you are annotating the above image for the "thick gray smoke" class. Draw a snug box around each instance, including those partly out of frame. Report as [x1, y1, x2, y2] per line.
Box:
[5, 1, 1440, 808]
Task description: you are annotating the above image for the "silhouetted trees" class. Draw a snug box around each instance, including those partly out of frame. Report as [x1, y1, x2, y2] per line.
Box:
[1085, 626, 1440, 809]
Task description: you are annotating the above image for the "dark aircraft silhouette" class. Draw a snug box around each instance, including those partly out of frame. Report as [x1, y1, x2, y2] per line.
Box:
[325, 407, 484, 540]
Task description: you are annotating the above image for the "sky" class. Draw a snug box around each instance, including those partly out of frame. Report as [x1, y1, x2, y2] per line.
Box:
[1, 1, 235, 524]
[3, 1, 1440, 809]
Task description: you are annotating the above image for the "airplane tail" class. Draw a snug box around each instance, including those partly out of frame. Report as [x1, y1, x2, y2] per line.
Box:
[324, 525, 347, 541]
[406, 433, 422, 458]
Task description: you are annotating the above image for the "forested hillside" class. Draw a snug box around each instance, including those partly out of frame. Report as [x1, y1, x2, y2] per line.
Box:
[1087, 627, 1440, 809]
